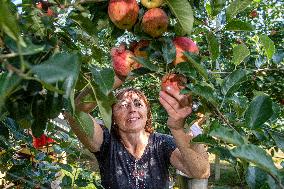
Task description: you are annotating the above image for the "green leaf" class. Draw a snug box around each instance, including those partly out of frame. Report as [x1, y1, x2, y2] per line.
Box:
[226, 0, 253, 20]
[225, 20, 255, 31]
[31, 97, 48, 137]
[75, 174, 88, 187]
[29, 10, 45, 37]
[4, 37, 45, 56]
[175, 62, 197, 78]
[32, 53, 80, 84]
[221, 69, 247, 96]
[206, 31, 220, 61]
[209, 125, 247, 146]
[246, 166, 278, 189]
[165, 0, 194, 34]
[60, 175, 72, 187]
[231, 144, 279, 176]
[131, 57, 159, 72]
[91, 83, 116, 129]
[191, 134, 219, 146]
[91, 67, 114, 96]
[74, 111, 94, 140]
[0, 121, 9, 139]
[259, 35, 275, 60]
[232, 44, 250, 66]
[45, 92, 64, 119]
[58, 163, 73, 173]
[130, 67, 155, 76]
[187, 83, 218, 106]
[210, 0, 226, 17]
[0, 73, 22, 112]
[245, 95, 273, 129]
[270, 131, 284, 151]
[0, 0, 25, 47]
[208, 146, 237, 164]
[70, 13, 97, 36]
[228, 94, 249, 117]
[161, 37, 176, 64]
[183, 52, 209, 80]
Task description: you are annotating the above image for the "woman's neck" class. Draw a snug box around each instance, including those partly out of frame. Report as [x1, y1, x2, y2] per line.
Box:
[119, 131, 150, 159]
[120, 131, 149, 147]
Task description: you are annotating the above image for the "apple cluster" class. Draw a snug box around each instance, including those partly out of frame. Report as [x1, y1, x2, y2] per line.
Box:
[108, 0, 167, 38]
[108, 0, 199, 90]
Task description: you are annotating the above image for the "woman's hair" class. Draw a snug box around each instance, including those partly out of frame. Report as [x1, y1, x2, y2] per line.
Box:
[111, 88, 154, 139]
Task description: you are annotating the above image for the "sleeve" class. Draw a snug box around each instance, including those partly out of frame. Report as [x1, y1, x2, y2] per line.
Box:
[161, 134, 177, 164]
[93, 124, 110, 162]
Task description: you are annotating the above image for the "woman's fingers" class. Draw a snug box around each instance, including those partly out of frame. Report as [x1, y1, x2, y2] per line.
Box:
[160, 91, 180, 110]
[159, 96, 179, 117]
[165, 87, 191, 107]
[159, 91, 192, 118]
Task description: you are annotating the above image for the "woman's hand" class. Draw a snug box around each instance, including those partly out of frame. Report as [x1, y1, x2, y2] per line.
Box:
[159, 86, 192, 130]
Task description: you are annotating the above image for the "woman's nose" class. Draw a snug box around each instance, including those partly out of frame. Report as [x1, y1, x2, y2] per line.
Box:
[128, 102, 137, 111]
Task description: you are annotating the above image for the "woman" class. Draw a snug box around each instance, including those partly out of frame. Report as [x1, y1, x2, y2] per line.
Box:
[65, 76, 210, 189]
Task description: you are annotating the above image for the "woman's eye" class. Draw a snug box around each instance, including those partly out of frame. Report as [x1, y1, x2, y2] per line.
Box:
[135, 102, 143, 107]
[121, 103, 128, 108]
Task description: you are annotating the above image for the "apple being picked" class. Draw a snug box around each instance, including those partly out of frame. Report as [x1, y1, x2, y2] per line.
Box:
[142, 8, 168, 38]
[173, 37, 199, 66]
[161, 73, 187, 92]
[108, 0, 139, 30]
[111, 44, 142, 77]
[141, 0, 163, 9]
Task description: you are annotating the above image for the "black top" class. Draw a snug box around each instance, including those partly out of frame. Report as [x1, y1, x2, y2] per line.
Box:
[94, 126, 177, 189]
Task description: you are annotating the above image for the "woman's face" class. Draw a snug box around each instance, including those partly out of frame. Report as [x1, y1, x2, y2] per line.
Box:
[113, 91, 148, 134]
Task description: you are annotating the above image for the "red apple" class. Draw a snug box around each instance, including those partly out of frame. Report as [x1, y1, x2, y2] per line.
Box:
[142, 8, 168, 38]
[111, 44, 142, 76]
[46, 7, 54, 17]
[133, 40, 150, 59]
[108, 0, 139, 30]
[161, 73, 187, 92]
[33, 134, 54, 149]
[249, 10, 258, 18]
[36, 2, 43, 9]
[173, 37, 199, 66]
[141, 0, 163, 9]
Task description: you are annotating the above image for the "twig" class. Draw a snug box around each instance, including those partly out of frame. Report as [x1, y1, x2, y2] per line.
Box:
[5, 63, 26, 77]
[268, 172, 284, 189]
[209, 68, 284, 75]
[0, 53, 19, 59]
[208, 71, 231, 74]
[213, 105, 238, 132]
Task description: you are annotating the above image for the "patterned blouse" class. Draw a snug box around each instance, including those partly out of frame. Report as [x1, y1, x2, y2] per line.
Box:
[93, 125, 177, 189]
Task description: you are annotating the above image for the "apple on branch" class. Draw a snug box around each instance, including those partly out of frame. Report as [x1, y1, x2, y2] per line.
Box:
[161, 73, 187, 92]
[108, 0, 139, 30]
[111, 44, 142, 77]
[173, 37, 199, 66]
[142, 8, 168, 38]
